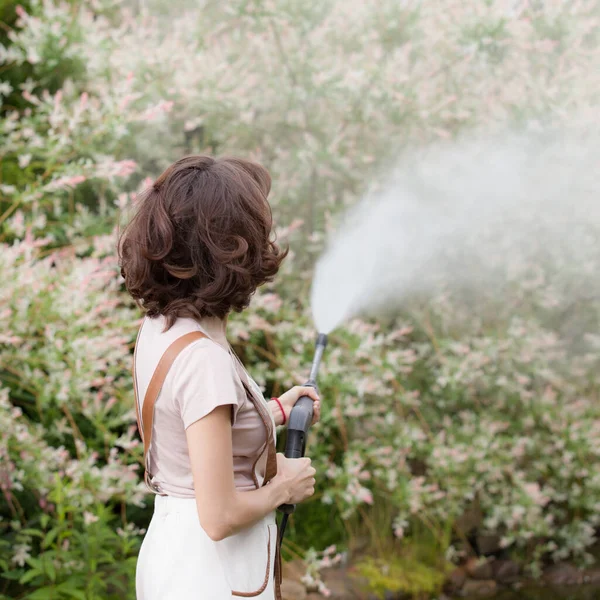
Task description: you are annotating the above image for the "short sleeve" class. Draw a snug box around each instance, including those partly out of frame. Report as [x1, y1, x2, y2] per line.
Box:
[169, 340, 241, 430]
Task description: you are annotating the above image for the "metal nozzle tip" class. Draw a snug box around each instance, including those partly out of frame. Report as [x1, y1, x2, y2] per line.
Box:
[316, 333, 328, 347]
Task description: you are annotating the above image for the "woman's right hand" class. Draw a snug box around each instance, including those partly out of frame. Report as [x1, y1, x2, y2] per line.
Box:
[275, 453, 316, 504]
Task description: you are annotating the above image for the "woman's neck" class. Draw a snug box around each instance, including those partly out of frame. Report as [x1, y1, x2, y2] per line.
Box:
[196, 313, 228, 346]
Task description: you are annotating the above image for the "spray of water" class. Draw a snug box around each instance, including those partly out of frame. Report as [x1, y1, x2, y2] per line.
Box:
[311, 124, 600, 334]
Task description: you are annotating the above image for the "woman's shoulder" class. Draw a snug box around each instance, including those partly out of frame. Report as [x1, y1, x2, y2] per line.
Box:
[165, 324, 246, 407]
[173, 334, 231, 369]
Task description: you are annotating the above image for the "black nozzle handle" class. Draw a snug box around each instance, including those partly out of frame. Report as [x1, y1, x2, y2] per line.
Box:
[277, 382, 316, 515]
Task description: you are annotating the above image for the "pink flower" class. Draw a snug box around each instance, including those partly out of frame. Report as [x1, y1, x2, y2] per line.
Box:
[357, 487, 373, 505]
[276, 219, 304, 239]
[388, 326, 413, 340]
[119, 93, 138, 110]
[138, 177, 154, 192]
[248, 315, 272, 332]
[138, 101, 174, 121]
[260, 293, 282, 312]
[54, 89, 62, 109]
[47, 175, 86, 190]
[523, 482, 550, 507]
[21, 90, 39, 105]
[113, 160, 137, 177]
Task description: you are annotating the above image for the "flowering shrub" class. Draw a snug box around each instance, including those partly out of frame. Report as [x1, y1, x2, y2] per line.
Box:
[1, 0, 600, 597]
[0, 232, 150, 597]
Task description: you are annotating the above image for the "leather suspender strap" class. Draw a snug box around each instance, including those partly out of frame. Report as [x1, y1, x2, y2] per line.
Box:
[230, 352, 278, 487]
[132, 324, 207, 495]
[234, 366, 282, 600]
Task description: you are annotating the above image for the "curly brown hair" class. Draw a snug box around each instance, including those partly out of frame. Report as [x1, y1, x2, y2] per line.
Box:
[118, 155, 287, 330]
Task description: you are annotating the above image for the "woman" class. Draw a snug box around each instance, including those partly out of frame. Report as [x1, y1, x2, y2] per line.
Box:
[118, 155, 320, 600]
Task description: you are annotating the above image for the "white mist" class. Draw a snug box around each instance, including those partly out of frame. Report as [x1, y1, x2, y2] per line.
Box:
[311, 125, 600, 334]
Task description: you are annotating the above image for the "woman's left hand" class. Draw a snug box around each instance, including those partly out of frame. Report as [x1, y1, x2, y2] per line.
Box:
[275, 386, 321, 427]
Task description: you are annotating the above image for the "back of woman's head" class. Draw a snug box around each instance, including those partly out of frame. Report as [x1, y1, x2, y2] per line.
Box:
[118, 155, 287, 328]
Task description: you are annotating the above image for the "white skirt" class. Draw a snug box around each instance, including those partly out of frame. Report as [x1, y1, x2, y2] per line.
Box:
[136, 494, 278, 599]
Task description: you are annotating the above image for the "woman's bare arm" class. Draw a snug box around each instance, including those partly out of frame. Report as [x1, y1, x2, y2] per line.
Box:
[186, 404, 291, 541]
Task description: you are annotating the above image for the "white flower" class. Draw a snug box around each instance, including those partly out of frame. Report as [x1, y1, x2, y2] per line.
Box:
[0, 81, 13, 96]
[26, 48, 40, 64]
[19, 78, 36, 93]
[0, 184, 16, 195]
[11, 544, 31, 567]
[83, 511, 99, 525]
[18, 154, 32, 168]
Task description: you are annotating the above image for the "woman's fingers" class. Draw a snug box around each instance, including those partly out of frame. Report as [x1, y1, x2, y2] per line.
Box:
[312, 400, 321, 424]
[297, 387, 320, 424]
[283, 385, 321, 424]
[299, 386, 321, 423]
[295, 386, 320, 402]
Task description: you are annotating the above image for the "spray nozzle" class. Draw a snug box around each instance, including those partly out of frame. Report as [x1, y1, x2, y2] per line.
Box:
[307, 333, 328, 383]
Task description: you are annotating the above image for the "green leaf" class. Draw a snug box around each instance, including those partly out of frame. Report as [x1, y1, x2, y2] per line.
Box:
[25, 587, 57, 600]
[1, 568, 25, 581]
[57, 582, 87, 600]
[44, 557, 56, 582]
[25, 557, 43, 570]
[42, 527, 60, 549]
[18, 568, 42, 585]
[20, 529, 44, 538]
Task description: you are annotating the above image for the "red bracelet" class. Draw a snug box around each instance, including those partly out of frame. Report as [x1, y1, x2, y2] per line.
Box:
[271, 397, 286, 425]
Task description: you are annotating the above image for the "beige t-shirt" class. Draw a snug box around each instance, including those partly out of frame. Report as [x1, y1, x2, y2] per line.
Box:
[134, 314, 276, 498]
